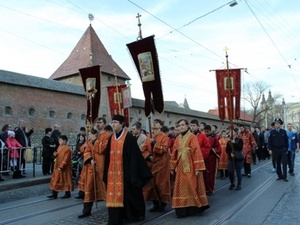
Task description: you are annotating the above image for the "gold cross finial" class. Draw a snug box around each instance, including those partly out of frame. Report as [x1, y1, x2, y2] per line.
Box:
[113, 68, 117, 76]
[136, 13, 143, 40]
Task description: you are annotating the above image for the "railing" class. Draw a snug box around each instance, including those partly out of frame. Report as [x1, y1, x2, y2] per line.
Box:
[0, 145, 77, 178]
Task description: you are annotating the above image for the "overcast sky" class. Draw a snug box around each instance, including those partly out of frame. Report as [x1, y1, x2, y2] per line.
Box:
[1, 0, 300, 112]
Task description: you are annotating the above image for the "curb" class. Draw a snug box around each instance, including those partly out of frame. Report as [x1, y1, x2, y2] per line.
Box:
[0, 177, 50, 192]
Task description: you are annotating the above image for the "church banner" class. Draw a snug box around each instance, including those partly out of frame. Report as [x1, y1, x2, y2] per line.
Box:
[79, 65, 101, 127]
[215, 69, 241, 120]
[126, 35, 164, 116]
[107, 84, 130, 127]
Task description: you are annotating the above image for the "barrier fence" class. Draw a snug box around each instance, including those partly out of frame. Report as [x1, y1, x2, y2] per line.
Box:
[0, 145, 77, 177]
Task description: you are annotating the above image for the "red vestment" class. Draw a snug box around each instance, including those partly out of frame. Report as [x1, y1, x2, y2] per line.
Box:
[218, 138, 230, 170]
[82, 131, 110, 202]
[196, 132, 211, 160]
[170, 130, 208, 209]
[203, 135, 221, 193]
[50, 145, 74, 192]
[146, 131, 171, 203]
[238, 130, 257, 164]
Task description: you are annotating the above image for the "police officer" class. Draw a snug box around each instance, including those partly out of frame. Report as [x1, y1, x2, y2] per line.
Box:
[268, 118, 289, 182]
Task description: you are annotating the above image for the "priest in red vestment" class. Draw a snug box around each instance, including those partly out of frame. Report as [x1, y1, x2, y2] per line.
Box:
[103, 115, 153, 225]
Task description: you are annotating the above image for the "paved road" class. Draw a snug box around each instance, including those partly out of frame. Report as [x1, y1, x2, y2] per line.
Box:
[0, 156, 300, 225]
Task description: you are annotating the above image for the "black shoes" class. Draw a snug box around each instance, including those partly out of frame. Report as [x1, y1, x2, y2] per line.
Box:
[0, 177, 5, 182]
[229, 184, 235, 190]
[235, 185, 241, 191]
[47, 194, 57, 199]
[61, 195, 71, 199]
[75, 195, 84, 199]
[283, 179, 288, 182]
[78, 212, 91, 219]
[158, 202, 167, 212]
[149, 204, 159, 212]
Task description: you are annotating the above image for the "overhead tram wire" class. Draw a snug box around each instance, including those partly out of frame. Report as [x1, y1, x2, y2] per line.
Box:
[250, 0, 300, 54]
[65, 0, 134, 42]
[0, 3, 83, 33]
[127, 0, 225, 61]
[244, 0, 300, 91]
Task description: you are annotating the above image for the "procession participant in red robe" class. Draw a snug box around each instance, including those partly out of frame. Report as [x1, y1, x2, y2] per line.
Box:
[103, 115, 152, 225]
[131, 122, 154, 201]
[170, 119, 209, 218]
[47, 135, 74, 199]
[238, 124, 257, 178]
[190, 119, 211, 160]
[218, 130, 230, 179]
[75, 141, 87, 199]
[78, 125, 111, 218]
[147, 119, 171, 213]
[203, 125, 221, 195]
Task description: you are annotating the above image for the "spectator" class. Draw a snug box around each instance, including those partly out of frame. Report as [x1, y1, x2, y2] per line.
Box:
[6, 131, 24, 179]
[41, 128, 56, 175]
[51, 124, 61, 152]
[14, 120, 34, 174]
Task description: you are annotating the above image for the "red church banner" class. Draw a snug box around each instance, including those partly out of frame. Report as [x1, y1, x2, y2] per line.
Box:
[215, 69, 241, 121]
[79, 65, 101, 127]
[107, 84, 130, 127]
[126, 35, 164, 116]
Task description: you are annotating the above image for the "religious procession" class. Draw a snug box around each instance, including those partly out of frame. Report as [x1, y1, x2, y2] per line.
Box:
[1, 1, 300, 224]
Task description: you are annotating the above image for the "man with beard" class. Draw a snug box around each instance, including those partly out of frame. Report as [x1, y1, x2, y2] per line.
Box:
[103, 115, 152, 225]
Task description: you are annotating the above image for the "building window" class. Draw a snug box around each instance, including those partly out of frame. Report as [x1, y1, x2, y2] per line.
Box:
[138, 109, 142, 114]
[169, 121, 172, 126]
[81, 114, 86, 120]
[130, 117, 133, 123]
[108, 76, 111, 82]
[167, 113, 170, 118]
[67, 112, 73, 120]
[29, 108, 35, 117]
[138, 118, 142, 121]
[49, 110, 55, 118]
[4, 106, 12, 116]
[102, 114, 106, 118]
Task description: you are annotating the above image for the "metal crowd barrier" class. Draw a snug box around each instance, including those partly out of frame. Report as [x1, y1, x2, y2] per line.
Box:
[1, 145, 77, 178]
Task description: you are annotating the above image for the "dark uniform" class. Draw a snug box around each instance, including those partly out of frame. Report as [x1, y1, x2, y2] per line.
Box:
[268, 119, 288, 181]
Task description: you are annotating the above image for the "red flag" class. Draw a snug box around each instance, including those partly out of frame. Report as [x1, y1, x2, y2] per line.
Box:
[215, 69, 241, 120]
[107, 85, 130, 127]
[126, 35, 164, 116]
[79, 65, 101, 126]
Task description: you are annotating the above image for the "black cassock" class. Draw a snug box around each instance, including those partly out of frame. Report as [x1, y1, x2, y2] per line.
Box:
[103, 129, 153, 225]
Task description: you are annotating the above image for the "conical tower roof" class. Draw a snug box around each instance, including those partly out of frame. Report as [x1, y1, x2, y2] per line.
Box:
[50, 25, 130, 80]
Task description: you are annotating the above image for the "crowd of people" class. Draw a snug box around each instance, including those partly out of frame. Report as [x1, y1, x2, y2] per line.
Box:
[0, 120, 33, 181]
[1, 116, 297, 225]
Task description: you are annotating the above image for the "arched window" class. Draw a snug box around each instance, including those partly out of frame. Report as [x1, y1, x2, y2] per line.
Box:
[4, 106, 12, 116]
[81, 114, 86, 120]
[29, 108, 35, 117]
[49, 110, 55, 118]
[67, 112, 73, 120]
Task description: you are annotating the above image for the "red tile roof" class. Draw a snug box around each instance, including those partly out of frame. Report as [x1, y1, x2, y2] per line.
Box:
[208, 108, 253, 122]
[50, 25, 130, 80]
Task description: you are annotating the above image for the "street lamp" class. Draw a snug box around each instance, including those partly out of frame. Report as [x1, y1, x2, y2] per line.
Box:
[282, 98, 287, 129]
[229, 0, 238, 7]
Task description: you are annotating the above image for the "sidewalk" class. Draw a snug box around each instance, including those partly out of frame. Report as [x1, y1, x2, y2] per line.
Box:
[0, 163, 50, 192]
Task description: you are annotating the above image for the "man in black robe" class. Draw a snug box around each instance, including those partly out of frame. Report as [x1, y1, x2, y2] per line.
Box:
[103, 115, 152, 225]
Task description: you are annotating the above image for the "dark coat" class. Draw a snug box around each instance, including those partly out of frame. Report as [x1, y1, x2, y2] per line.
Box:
[41, 135, 56, 158]
[14, 127, 33, 147]
[51, 130, 61, 150]
[226, 137, 244, 161]
[254, 131, 264, 148]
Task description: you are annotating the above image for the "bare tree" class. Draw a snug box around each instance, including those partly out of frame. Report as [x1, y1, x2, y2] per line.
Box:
[242, 81, 281, 126]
